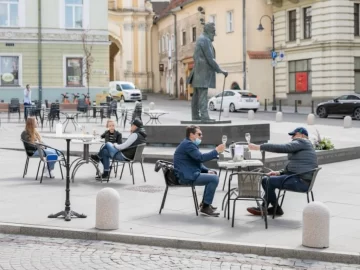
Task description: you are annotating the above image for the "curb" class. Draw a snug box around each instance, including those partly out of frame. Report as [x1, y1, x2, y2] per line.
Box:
[0, 222, 358, 264]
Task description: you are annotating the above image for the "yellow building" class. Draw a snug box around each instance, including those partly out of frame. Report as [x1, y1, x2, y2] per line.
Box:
[151, 0, 274, 102]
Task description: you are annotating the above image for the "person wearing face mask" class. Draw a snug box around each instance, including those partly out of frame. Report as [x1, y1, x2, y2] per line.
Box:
[246, 127, 318, 216]
[173, 125, 225, 217]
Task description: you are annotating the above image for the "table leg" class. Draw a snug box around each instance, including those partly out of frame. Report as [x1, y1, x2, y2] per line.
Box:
[63, 119, 69, 133]
[48, 139, 87, 221]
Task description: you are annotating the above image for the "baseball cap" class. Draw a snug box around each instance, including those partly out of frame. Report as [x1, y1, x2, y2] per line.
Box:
[131, 118, 143, 128]
[288, 127, 308, 137]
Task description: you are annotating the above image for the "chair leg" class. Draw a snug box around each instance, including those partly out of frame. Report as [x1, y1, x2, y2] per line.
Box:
[311, 191, 315, 201]
[130, 163, 135, 185]
[307, 192, 310, 203]
[262, 198, 268, 229]
[218, 168, 222, 179]
[140, 161, 146, 182]
[23, 157, 29, 178]
[40, 163, 46, 184]
[36, 160, 41, 180]
[59, 162, 64, 180]
[192, 187, 199, 216]
[231, 199, 237, 227]
[273, 189, 282, 219]
[119, 163, 125, 180]
[159, 186, 169, 214]
[114, 163, 118, 178]
[280, 191, 286, 207]
[222, 169, 228, 191]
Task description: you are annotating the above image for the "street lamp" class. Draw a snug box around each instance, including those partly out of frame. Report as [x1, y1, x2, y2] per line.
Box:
[257, 14, 276, 111]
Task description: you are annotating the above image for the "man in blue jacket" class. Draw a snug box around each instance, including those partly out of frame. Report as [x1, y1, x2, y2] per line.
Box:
[174, 125, 225, 217]
[247, 127, 318, 216]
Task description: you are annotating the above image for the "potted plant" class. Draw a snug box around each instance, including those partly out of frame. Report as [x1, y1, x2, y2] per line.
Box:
[311, 129, 335, 150]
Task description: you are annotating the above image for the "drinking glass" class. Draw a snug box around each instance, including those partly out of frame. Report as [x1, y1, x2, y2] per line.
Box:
[245, 133, 251, 143]
[222, 135, 227, 146]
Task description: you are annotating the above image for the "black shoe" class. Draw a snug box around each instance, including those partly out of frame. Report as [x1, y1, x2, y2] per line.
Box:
[91, 154, 100, 163]
[199, 203, 217, 211]
[267, 206, 284, 216]
[95, 171, 109, 181]
[200, 206, 220, 217]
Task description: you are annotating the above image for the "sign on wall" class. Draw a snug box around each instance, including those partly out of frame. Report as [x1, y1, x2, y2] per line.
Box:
[296, 72, 308, 92]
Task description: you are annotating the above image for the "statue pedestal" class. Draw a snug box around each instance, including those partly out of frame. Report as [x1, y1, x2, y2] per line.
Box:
[180, 120, 232, 124]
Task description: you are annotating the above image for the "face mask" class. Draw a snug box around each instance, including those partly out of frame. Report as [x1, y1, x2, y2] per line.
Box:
[194, 138, 202, 146]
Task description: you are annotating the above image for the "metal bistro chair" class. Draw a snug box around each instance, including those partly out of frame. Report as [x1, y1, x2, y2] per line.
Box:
[47, 103, 60, 130]
[109, 100, 119, 123]
[155, 160, 199, 216]
[107, 143, 147, 184]
[272, 167, 322, 219]
[21, 139, 65, 183]
[8, 98, 20, 121]
[228, 171, 268, 229]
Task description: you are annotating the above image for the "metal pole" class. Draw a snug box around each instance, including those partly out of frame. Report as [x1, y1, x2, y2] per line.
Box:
[279, 99, 282, 112]
[264, 99, 267, 111]
[295, 100, 298, 113]
[173, 13, 179, 99]
[311, 100, 314, 114]
[38, 0, 42, 102]
[271, 15, 276, 111]
[242, 0, 246, 90]
[218, 76, 227, 121]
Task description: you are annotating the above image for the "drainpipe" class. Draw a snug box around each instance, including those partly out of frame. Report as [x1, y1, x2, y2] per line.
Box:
[242, 0, 246, 90]
[38, 0, 43, 102]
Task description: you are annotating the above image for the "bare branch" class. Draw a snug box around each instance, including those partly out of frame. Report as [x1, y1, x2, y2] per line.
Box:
[81, 30, 95, 96]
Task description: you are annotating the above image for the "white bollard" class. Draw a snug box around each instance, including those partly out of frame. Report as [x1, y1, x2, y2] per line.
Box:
[248, 110, 255, 120]
[307, 113, 315, 125]
[275, 112, 283, 122]
[302, 202, 330, 248]
[223, 106, 229, 118]
[344, 116, 352, 128]
[96, 188, 120, 230]
[149, 102, 155, 110]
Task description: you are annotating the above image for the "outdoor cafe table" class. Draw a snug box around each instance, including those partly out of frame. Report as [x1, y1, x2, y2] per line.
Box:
[70, 139, 104, 182]
[60, 111, 83, 132]
[217, 159, 264, 219]
[143, 110, 168, 125]
[42, 133, 94, 221]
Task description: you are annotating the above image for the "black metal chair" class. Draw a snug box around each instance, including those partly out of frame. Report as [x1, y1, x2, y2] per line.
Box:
[21, 139, 65, 183]
[155, 160, 199, 216]
[77, 99, 88, 113]
[48, 103, 60, 130]
[272, 167, 322, 219]
[109, 100, 118, 122]
[8, 98, 20, 121]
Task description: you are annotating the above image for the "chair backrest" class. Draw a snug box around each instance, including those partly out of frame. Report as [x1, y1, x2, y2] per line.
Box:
[308, 167, 322, 191]
[235, 172, 265, 198]
[154, 160, 180, 186]
[133, 143, 146, 162]
[10, 98, 19, 105]
[21, 139, 37, 158]
[45, 100, 49, 108]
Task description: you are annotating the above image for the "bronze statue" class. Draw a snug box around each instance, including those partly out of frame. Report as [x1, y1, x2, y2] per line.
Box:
[187, 23, 228, 121]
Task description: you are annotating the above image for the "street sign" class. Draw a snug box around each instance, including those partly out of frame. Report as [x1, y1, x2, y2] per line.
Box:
[279, 51, 285, 61]
[271, 51, 278, 60]
[271, 60, 277, 67]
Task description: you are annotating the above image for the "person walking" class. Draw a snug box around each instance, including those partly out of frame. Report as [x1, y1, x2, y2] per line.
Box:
[23, 84, 31, 120]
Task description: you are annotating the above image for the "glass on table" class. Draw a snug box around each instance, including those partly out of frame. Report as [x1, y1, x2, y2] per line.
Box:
[245, 133, 251, 144]
[222, 135, 227, 146]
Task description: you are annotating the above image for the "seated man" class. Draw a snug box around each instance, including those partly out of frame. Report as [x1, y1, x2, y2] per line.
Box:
[247, 127, 318, 216]
[93, 118, 147, 180]
[174, 125, 225, 217]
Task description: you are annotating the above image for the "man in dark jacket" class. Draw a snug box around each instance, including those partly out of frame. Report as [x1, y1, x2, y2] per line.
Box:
[174, 125, 225, 217]
[247, 127, 318, 216]
[94, 118, 147, 180]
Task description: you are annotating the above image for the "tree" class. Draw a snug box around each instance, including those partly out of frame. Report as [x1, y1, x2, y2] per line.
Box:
[81, 30, 95, 101]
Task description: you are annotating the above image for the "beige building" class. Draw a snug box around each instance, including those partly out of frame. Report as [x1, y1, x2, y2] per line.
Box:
[151, 0, 274, 102]
[271, 0, 360, 106]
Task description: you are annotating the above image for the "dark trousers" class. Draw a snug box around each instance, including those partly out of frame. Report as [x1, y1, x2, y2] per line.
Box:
[261, 174, 310, 206]
[24, 103, 31, 120]
[191, 87, 210, 120]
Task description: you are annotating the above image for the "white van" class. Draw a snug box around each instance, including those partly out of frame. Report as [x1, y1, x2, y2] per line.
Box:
[109, 81, 142, 101]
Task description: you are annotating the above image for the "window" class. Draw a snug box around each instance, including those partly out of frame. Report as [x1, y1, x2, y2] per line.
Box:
[231, 82, 241, 90]
[355, 4, 360, 36]
[0, 0, 18, 27]
[192, 27, 196, 42]
[66, 57, 83, 87]
[171, 34, 175, 51]
[0, 56, 19, 86]
[182, 30, 186, 46]
[303, 7, 311, 39]
[209, 14, 216, 26]
[65, 0, 83, 29]
[226, 11, 234, 33]
[355, 58, 360, 94]
[347, 95, 360, 100]
[165, 34, 169, 51]
[162, 35, 165, 52]
[158, 39, 161, 54]
[289, 59, 312, 92]
[288, 10, 297, 41]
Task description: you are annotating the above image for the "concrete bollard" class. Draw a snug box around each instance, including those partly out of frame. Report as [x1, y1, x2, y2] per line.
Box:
[275, 112, 283, 122]
[344, 116, 352, 128]
[248, 110, 255, 120]
[307, 113, 315, 125]
[96, 188, 120, 230]
[149, 102, 155, 110]
[302, 202, 330, 248]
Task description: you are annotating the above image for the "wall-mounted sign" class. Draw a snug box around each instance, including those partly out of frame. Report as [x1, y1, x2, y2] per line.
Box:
[296, 72, 308, 92]
[2, 73, 14, 82]
[159, 64, 164, 72]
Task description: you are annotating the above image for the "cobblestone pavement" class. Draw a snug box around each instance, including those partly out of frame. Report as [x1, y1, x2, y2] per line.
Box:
[0, 234, 358, 270]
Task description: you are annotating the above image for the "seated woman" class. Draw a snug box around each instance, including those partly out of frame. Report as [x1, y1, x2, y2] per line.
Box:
[21, 117, 60, 178]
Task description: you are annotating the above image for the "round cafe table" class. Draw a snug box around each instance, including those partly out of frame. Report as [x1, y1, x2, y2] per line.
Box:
[42, 133, 94, 221]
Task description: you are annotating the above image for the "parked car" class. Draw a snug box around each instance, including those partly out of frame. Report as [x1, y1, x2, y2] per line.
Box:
[208, 90, 260, 112]
[316, 94, 360, 120]
[109, 81, 142, 102]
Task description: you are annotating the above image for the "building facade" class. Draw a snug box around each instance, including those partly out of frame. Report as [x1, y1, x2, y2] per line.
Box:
[0, 0, 109, 103]
[152, 0, 273, 101]
[272, 0, 360, 106]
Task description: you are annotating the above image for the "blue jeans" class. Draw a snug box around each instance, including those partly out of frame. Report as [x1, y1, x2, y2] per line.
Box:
[33, 148, 58, 170]
[262, 174, 310, 206]
[24, 103, 30, 120]
[98, 142, 125, 171]
[191, 173, 219, 205]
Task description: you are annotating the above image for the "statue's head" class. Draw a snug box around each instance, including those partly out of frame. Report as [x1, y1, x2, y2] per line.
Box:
[204, 23, 216, 42]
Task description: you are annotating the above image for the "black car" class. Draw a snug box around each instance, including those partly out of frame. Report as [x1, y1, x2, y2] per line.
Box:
[316, 94, 360, 120]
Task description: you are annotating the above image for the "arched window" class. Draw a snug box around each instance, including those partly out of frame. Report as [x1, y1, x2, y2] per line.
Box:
[231, 82, 241, 90]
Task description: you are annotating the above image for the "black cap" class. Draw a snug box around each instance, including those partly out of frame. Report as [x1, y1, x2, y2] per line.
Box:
[131, 118, 143, 128]
[288, 127, 308, 137]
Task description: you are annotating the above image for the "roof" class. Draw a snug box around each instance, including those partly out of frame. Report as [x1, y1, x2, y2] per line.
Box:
[157, 0, 195, 20]
[247, 51, 272, 60]
[151, 1, 170, 15]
